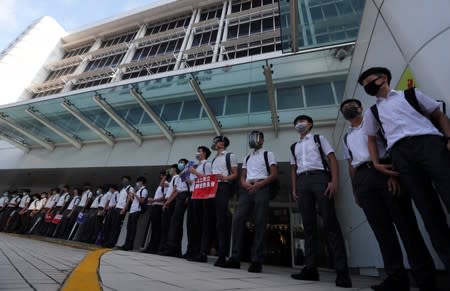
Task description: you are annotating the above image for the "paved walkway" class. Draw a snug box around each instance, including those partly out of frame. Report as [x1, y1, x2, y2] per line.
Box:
[99, 251, 382, 291]
[0, 234, 88, 291]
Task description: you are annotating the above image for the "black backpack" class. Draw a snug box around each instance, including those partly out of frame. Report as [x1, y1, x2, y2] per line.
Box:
[245, 151, 280, 200]
[290, 134, 330, 172]
[138, 187, 148, 214]
[370, 88, 446, 146]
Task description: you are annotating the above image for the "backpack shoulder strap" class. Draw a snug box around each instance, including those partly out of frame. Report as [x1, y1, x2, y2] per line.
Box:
[314, 134, 330, 172]
[370, 104, 383, 131]
[404, 88, 424, 115]
[290, 142, 297, 165]
[344, 132, 353, 160]
[263, 151, 270, 175]
[225, 152, 232, 176]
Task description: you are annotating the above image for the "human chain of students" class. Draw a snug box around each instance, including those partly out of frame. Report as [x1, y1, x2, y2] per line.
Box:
[0, 67, 449, 291]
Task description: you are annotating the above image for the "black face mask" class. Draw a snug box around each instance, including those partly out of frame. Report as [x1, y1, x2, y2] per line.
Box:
[342, 106, 360, 120]
[364, 77, 383, 96]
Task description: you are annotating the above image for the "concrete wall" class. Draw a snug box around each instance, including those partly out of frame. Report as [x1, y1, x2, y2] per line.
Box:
[0, 16, 66, 105]
[333, 0, 450, 271]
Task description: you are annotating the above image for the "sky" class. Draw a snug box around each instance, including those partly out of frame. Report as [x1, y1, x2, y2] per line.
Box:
[0, 0, 162, 52]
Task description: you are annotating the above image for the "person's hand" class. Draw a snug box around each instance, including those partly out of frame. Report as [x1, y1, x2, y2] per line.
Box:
[148, 198, 154, 205]
[120, 209, 125, 215]
[291, 191, 298, 202]
[374, 163, 399, 176]
[216, 174, 224, 181]
[324, 181, 338, 199]
[387, 176, 401, 196]
[241, 181, 252, 191]
[248, 181, 263, 194]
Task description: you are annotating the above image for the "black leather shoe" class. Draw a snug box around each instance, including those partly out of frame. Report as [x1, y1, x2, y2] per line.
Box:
[214, 257, 227, 267]
[223, 257, 240, 269]
[335, 271, 352, 288]
[371, 273, 409, 291]
[187, 254, 207, 263]
[291, 267, 319, 281]
[248, 262, 262, 273]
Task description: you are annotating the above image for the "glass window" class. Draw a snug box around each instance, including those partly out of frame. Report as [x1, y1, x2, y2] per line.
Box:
[226, 93, 248, 115]
[250, 91, 269, 112]
[239, 23, 250, 37]
[180, 100, 201, 120]
[262, 17, 273, 31]
[203, 96, 224, 117]
[333, 81, 346, 102]
[304, 83, 335, 107]
[251, 20, 262, 34]
[277, 87, 304, 109]
[228, 26, 238, 39]
[161, 102, 181, 121]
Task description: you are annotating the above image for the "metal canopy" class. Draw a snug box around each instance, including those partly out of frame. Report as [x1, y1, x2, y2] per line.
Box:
[25, 107, 83, 149]
[61, 100, 115, 146]
[0, 113, 55, 151]
[262, 62, 279, 137]
[0, 132, 30, 152]
[189, 77, 222, 136]
[130, 88, 174, 143]
[93, 95, 143, 146]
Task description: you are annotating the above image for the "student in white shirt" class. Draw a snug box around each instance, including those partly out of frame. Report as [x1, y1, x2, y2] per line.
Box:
[102, 185, 119, 247]
[145, 171, 170, 254]
[160, 159, 191, 257]
[224, 131, 277, 273]
[158, 165, 179, 253]
[47, 186, 71, 237]
[341, 99, 436, 291]
[359, 67, 450, 270]
[8, 189, 31, 232]
[1, 191, 20, 231]
[123, 177, 148, 251]
[289, 115, 351, 288]
[103, 177, 134, 248]
[56, 188, 81, 239]
[18, 193, 39, 234]
[80, 186, 105, 243]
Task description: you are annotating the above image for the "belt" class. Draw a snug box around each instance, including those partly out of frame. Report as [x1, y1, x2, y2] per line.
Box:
[247, 179, 265, 185]
[356, 158, 392, 170]
[392, 134, 438, 149]
[298, 170, 327, 176]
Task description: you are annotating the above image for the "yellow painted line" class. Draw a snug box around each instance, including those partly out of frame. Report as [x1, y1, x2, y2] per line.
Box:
[62, 248, 111, 291]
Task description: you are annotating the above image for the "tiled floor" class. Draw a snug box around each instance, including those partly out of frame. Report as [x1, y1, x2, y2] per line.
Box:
[0, 234, 88, 291]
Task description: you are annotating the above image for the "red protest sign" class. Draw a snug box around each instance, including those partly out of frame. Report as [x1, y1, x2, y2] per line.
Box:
[192, 175, 218, 199]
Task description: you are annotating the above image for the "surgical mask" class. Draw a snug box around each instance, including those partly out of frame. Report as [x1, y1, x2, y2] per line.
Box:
[136, 182, 142, 188]
[248, 132, 261, 149]
[364, 77, 383, 96]
[122, 181, 129, 186]
[295, 122, 309, 134]
[342, 106, 360, 120]
[96, 190, 101, 195]
[195, 153, 201, 160]
[210, 143, 217, 151]
[177, 163, 185, 171]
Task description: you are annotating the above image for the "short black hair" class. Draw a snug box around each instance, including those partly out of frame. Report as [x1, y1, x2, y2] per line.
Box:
[213, 136, 230, 148]
[97, 185, 104, 190]
[293, 115, 313, 126]
[249, 130, 264, 140]
[136, 176, 147, 184]
[121, 176, 131, 181]
[23, 189, 31, 194]
[109, 184, 118, 191]
[171, 164, 180, 174]
[358, 67, 392, 85]
[340, 99, 362, 112]
[54, 188, 61, 193]
[178, 158, 189, 164]
[63, 185, 70, 190]
[83, 183, 91, 187]
[197, 146, 211, 159]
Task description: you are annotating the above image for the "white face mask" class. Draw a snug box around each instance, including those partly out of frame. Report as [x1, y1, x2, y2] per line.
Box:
[295, 122, 309, 134]
[136, 182, 142, 188]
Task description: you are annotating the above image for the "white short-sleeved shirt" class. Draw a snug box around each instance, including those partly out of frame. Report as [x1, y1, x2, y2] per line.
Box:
[0, 197, 9, 207]
[90, 194, 102, 209]
[193, 160, 212, 190]
[67, 196, 80, 210]
[37, 198, 47, 210]
[116, 185, 134, 210]
[107, 191, 119, 208]
[44, 195, 55, 208]
[8, 196, 21, 207]
[18, 195, 31, 208]
[99, 192, 112, 208]
[212, 151, 238, 177]
[79, 190, 93, 207]
[166, 175, 179, 199]
[243, 149, 277, 181]
[361, 89, 441, 150]
[343, 119, 387, 167]
[175, 176, 190, 192]
[27, 199, 39, 211]
[290, 133, 334, 175]
[130, 186, 148, 213]
[48, 193, 60, 208]
[56, 193, 71, 207]
[152, 186, 166, 206]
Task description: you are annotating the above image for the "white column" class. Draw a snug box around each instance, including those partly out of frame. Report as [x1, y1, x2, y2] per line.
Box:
[219, 0, 233, 62]
[212, 1, 228, 62]
[175, 9, 199, 70]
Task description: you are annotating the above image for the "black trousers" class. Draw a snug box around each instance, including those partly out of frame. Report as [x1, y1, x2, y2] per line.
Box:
[124, 212, 140, 250]
[186, 197, 202, 256]
[78, 209, 98, 242]
[355, 166, 435, 286]
[103, 208, 125, 248]
[168, 191, 189, 254]
[0, 207, 16, 231]
[92, 213, 105, 244]
[8, 208, 25, 232]
[159, 202, 175, 252]
[147, 205, 162, 253]
[391, 135, 450, 270]
[199, 198, 216, 255]
[231, 185, 270, 263]
[55, 209, 71, 238]
[215, 183, 232, 258]
[296, 173, 348, 272]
